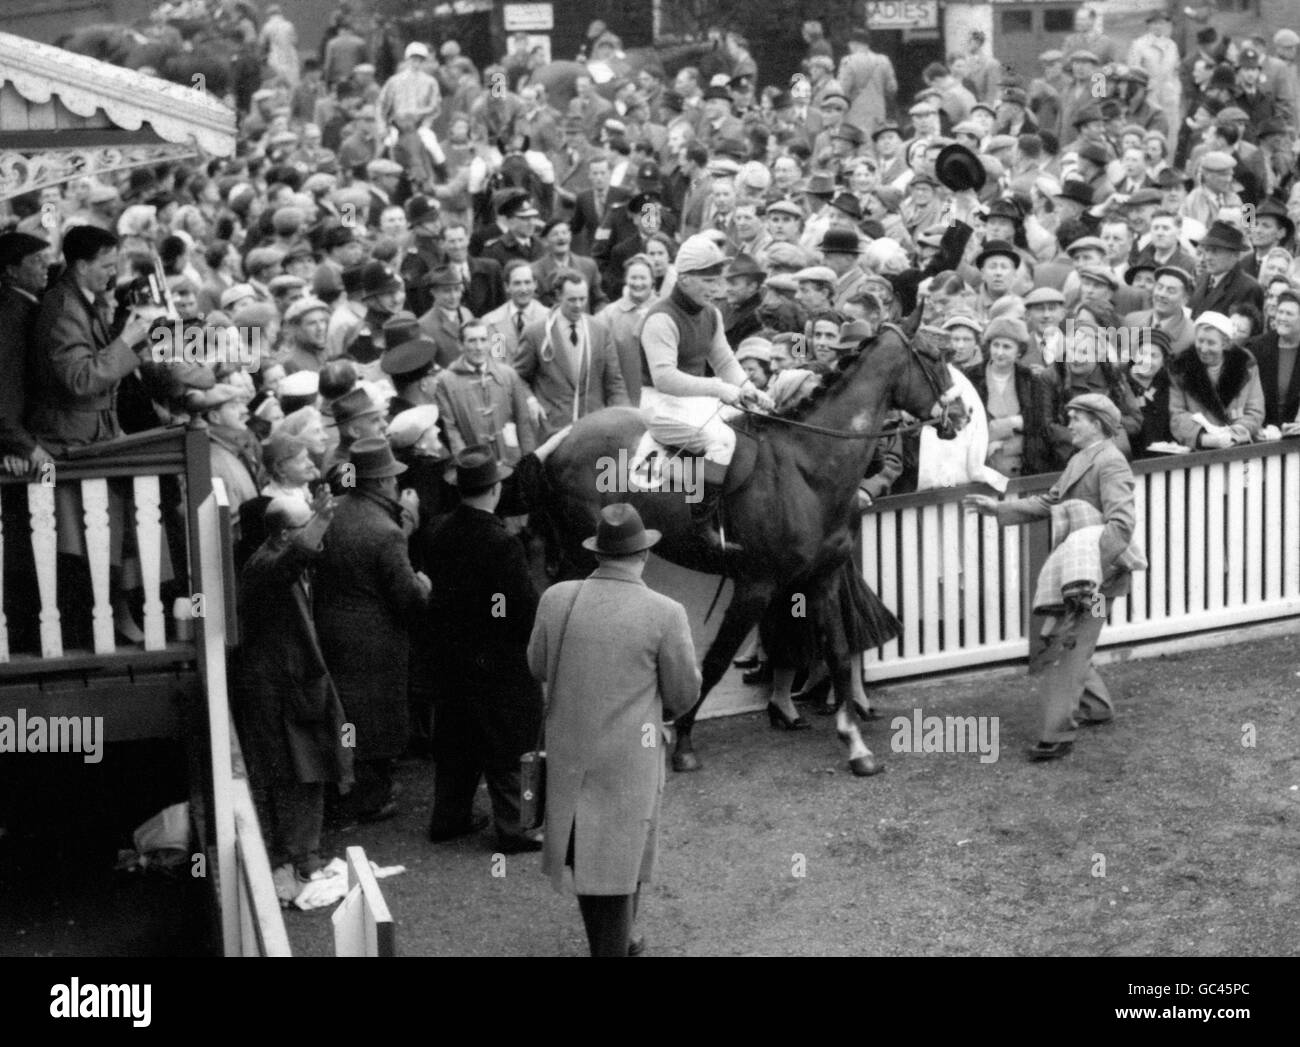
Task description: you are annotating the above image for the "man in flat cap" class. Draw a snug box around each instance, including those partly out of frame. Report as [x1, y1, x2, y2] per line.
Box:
[1182, 151, 1241, 230]
[965, 391, 1140, 762]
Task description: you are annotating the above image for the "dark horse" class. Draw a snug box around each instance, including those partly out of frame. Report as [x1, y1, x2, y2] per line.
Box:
[535, 326, 966, 775]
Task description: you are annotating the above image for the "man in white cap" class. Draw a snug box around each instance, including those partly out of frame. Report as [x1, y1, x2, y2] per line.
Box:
[639, 235, 774, 558]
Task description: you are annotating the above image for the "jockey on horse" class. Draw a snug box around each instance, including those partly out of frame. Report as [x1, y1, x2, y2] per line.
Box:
[638, 235, 775, 558]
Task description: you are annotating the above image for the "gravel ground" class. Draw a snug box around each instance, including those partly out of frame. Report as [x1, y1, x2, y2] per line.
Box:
[286, 632, 1300, 957]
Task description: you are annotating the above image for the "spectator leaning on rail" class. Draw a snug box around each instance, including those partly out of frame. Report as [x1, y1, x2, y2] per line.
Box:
[964, 393, 1140, 762]
[1168, 311, 1266, 449]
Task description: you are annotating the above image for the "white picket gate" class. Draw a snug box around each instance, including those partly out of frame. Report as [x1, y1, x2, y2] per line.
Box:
[860, 441, 1300, 681]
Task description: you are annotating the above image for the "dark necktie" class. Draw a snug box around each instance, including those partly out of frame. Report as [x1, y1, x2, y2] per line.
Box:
[570, 322, 579, 347]
[515, 310, 525, 335]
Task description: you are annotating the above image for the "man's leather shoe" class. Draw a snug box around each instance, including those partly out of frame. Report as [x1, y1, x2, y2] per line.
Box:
[1027, 740, 1073, 762]
[498, 829, 543, 854]
[428, 813, 489, 842]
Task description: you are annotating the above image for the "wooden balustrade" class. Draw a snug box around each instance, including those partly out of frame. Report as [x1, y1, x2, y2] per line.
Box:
[0, 427, 200, 676]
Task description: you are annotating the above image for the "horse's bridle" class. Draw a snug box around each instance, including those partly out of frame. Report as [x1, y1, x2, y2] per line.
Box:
[728, 337, 961, 441]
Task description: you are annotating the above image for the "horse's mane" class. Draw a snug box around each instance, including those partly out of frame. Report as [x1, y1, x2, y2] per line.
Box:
[774, 335, 881, 423]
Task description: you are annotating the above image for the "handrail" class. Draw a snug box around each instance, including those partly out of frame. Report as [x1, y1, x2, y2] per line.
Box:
[864, 439, 1300, 514]
[0, 426, 191, 486]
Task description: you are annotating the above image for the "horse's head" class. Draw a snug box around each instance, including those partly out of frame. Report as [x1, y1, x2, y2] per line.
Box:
[885, 328, 967, 440]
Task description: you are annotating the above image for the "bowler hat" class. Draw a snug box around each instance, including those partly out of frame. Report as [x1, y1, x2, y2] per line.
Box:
[406, 195, 441, 226]
[975, 239, 1020, 268]
[447, 444, 513, 492]
[360, 260, 403, 297]
[934, 143, 986, 193]
[581, 502, 661, 555]
[819, 228, 863, 254]
[349, 436, 408, 480]
[1198, 220, 1248, 252]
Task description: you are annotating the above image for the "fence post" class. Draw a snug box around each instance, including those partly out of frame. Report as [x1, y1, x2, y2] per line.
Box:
[1023, 518, 1050, 664]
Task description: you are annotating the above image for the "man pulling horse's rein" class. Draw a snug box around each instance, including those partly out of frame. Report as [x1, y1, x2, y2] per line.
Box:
[639, 235, 775, 555]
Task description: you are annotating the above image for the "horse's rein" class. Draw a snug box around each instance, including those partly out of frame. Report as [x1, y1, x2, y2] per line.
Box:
[727, 404, 945, 440]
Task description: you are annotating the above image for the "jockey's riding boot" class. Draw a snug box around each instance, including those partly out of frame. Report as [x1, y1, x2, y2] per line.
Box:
[689, 459, 740, 559]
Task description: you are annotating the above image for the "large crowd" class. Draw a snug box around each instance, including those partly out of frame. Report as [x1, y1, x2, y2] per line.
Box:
[3, 0, 1300, 953]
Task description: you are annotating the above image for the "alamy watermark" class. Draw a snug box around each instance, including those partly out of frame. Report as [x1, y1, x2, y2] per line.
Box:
[890, 708, 1000, 764]
[0, 708, 104, 763]
[149, 321, 265, 371]
[595, 448, 703, 502]
[1041, 321, 1153, 369]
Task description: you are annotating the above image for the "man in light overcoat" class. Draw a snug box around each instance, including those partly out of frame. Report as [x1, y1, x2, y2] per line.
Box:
[527, 503, 699, 956]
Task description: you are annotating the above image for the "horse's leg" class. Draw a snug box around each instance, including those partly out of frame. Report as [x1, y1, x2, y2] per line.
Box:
[826, 642, 885, 778]
[672, 579, 772, 772]
[769, 667, 800, 723]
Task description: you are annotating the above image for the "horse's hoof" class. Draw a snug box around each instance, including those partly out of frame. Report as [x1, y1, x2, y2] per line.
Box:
[849, 756, 885, 777]
[672, 750, 701, 773]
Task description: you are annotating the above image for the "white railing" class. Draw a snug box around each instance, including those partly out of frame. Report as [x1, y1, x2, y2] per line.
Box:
[861, 441, 1300, 681]
[0, 428, 189, 670]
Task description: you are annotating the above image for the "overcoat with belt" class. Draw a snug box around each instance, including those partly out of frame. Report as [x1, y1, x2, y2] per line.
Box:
[528, 563, 700, 895]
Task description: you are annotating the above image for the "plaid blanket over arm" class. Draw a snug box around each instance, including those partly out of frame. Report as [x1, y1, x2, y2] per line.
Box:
[1032, 499, 1148, 615]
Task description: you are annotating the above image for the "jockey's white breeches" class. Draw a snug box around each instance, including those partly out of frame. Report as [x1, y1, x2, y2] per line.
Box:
[640, 389, 736, 466]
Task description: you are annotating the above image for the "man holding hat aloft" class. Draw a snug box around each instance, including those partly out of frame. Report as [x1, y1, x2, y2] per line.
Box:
[965, 390, 1141, 761]
[315, 436, 430, 823]
[639, 235, 775, 559]
[422, 445, 545, 853]
[528, 502, 699, 955]
[234, 485, 353, 902]
[1169, 311, 1265, 448]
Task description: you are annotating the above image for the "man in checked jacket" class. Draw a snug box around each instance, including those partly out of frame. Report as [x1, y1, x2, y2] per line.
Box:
[964, 393, 1139, 762]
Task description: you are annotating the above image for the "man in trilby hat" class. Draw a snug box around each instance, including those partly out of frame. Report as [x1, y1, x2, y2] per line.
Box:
[528, 502, 699, 955]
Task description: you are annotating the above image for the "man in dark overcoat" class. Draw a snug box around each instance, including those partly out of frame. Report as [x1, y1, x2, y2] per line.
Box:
[314, 437, 430, 821]
[234, 492, 353, 895]
[422, 446, 544, 853]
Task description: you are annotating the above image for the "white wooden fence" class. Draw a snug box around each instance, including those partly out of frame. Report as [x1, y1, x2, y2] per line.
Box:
[861, 441, 1300, 680]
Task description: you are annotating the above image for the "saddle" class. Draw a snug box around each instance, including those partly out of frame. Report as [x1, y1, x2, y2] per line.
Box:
[626, 430, 756, 498]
